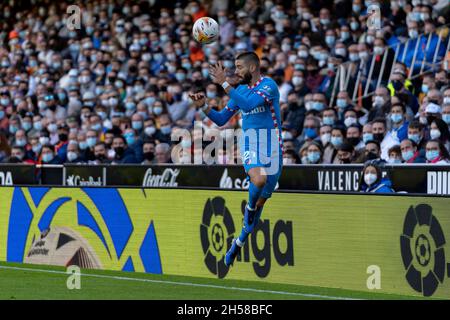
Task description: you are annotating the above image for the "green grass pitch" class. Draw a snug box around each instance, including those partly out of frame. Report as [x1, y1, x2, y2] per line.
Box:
[0, 262, 431, 300]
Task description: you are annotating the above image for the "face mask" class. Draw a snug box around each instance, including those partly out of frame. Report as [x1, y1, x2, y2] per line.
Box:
[298, 50, 308, 58]
[366, 35, 374, 44]
[348, 137, 360, 147]
[363, 133, 374, 144]
[0, 98, 10, 106]
[42, 153, 54, 163]
[373, 46, 384, 56]
[443, 97, 450, 105]
[79, 76, 90, 84]
[408, 29, 419, 39]
[312, 101, 324, 112]
[15, 139, 27, 147]
[132, 121, 143, 130]
[175, 73, 186, 82]
[91, 123, 102, 131]
[320, 18, 330, 25]
[359, 52, 369, 60]
[86, 137, 97, 148]
[390, 113, 403, 124]
[421, 84, 429, 94]
[109, 97, 119, 107]
[308, 151, 321, 163]
[0, 111, 4, 119]
[282, 131, 293, 140]
[9, 125, 19, 134]
[373, 96, 385, 107]
[22, 122, 32, 131]
[344, 117, 357, 127]
[97, 111, 107, 120]
[206, 91, 217, 99]
[67, 151, 78, 162]
[32, 144, 42, 154]
[426, 150, 440, 161]
[364, 173, 378, 186]
[321, 133, 331, 145]
[388, 157, 402, 164]
[350, 21, 359, 31]
[58, 133, 68, 142]
[419, 116, 428, 125]
[125, 102, 136, 110]
[349, 53, 359, 62]
[331, 136, 343, 147]
[402, 150, 415, 161]
[336, 99, 347, 109]
[305, 128, 317, 139]
[430, 129, 441, 140]
[335, 48, 346, 57]
[352, 4, 361, 12]
[283, 158, 294, 165]
[39, 137, 50, 145]
[323, 116, 334, 126]
[281, 44, 291, 52]
[325, 36, 335, 46]
[442, 114, 450, 125]
[373, 133, 384, 142]
[79, 141, 88, 150]
[114, 146, 125, 157]
[292, 76, 304, 86]
[145, 126, 156, 136]
[153, 106, 163, 115]
[47, 123, 57, 133]
[145, 97, 156, 107]
[160, 125, 171, 135]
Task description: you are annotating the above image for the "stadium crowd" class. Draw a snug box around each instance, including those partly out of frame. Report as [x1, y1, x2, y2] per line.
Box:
[0, 0, 449, 165]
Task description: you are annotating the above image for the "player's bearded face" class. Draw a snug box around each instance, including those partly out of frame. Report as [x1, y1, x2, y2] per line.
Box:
[238, 70, 252, 85]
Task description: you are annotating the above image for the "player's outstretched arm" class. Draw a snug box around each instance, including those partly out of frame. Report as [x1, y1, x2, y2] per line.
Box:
[188, 92, 236, 127]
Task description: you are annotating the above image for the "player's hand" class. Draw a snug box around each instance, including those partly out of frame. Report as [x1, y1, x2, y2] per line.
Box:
[188, 92, 206, 109]
[209, 61, 227, 85]
[226, 75, 240, 87]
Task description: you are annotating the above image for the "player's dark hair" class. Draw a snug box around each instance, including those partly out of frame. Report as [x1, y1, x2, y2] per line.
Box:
[236, 51, 260, 68]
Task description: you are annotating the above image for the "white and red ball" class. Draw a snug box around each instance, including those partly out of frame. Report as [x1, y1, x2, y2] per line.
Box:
[192, 17, 219, 44]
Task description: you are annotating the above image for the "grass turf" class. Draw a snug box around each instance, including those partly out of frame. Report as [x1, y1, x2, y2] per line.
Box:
[0, 261, 429, 300]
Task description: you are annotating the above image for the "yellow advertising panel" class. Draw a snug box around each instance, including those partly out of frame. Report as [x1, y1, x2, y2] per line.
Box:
[0, 187, 449, 298]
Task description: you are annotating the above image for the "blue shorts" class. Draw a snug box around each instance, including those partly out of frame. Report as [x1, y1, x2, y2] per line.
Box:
[239, 128, 283, 199]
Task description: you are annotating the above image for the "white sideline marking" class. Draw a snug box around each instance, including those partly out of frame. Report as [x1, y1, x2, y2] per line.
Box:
[0, 265, 358, 300]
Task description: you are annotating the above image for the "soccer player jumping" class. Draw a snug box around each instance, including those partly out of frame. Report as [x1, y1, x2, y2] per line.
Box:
[189, 52, 283, 267]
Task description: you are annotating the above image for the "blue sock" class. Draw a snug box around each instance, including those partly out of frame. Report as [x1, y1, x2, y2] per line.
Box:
[238, 228, 249, 245]
[238, 207, 264, 245]
[248, 182, 263, 210]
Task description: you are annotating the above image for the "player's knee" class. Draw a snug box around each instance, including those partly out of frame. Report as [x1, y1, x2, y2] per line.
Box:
[252, 175, 266, 188]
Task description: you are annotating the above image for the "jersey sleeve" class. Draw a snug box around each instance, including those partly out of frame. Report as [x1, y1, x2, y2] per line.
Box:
[205, 99, 238, 127]
[229, 81, 276, 112]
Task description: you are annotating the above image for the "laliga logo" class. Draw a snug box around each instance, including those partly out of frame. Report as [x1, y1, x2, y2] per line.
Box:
[400, 204, 450, 297]
[200, 197, 293, 279]
[366, 5, 381, 31]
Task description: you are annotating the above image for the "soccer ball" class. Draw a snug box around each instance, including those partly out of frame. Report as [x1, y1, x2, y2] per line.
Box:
[192, 17, 219, 44]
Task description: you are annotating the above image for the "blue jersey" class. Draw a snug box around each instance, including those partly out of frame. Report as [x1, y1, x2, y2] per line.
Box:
[207, 76, 282, 149]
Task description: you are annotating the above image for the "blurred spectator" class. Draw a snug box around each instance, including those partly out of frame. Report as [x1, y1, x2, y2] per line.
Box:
[387, 145, 402, 164]
[40, 145, 63, 165]
[359, 161, 394, 193]
[400, 138, 426, 163]
[111, 135, 138, 164]
[425, 139, 450, 164]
